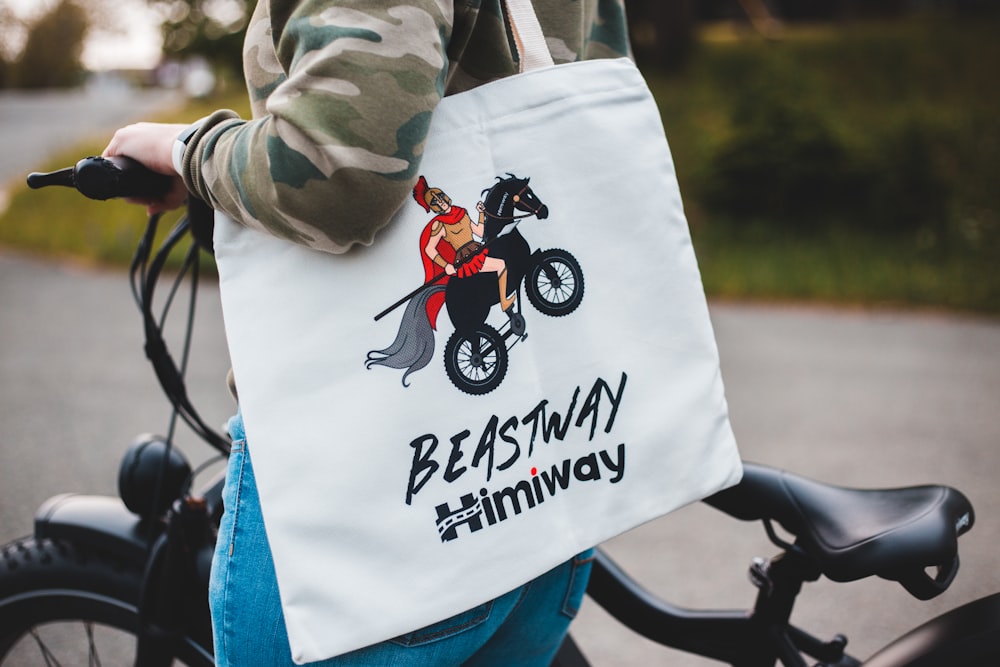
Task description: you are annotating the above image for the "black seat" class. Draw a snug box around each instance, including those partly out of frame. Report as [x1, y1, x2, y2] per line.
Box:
[705, 463, 975, 599]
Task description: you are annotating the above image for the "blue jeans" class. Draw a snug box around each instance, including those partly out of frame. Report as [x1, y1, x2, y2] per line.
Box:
[209, 414, 594, 666]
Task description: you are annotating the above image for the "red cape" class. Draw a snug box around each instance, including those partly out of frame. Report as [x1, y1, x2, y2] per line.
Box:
[418, 207, 466, 329]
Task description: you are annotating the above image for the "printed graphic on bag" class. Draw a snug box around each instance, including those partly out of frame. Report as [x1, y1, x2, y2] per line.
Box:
[367, 173, 584, 396]
[403, 372, 629, 542]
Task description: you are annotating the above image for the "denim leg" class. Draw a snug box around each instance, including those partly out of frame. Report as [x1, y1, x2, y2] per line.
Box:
[208, 412, 594, 666]
[314, 555, 593, 667]
[209, 420, 291, 666]
[463, 550, 595, 667]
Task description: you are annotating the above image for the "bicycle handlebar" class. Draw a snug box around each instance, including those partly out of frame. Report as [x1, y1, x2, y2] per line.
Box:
[27, 155, 173, 201]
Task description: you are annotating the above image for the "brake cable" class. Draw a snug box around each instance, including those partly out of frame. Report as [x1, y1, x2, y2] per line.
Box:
[129, 208, 230, 456]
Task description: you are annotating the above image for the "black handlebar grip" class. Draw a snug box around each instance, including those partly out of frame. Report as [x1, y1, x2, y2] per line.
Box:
[27, 156, 173, 201]
[26, 167, 75, 190]
[73, 156, 173, 201]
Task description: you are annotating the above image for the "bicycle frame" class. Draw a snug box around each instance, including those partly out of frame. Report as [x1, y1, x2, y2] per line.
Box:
[561, 547, 860, 667]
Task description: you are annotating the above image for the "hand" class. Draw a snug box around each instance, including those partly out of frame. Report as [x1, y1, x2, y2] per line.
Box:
[445, 263, 457, 276]
[103, 122, 190, 215]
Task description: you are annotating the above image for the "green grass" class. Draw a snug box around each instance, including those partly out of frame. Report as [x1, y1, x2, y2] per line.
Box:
[1, 18, 998, 314]
[692, 221, 1000, 312]
[653, 16, 1000, 314]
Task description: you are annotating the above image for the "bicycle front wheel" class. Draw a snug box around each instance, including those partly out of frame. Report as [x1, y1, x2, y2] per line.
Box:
[0, 536, 213, 666]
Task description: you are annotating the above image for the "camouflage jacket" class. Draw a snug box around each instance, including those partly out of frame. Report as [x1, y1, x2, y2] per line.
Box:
[178, 0, 631, 253]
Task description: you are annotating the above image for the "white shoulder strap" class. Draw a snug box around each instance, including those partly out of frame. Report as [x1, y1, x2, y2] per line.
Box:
[504, 0, 555, 72]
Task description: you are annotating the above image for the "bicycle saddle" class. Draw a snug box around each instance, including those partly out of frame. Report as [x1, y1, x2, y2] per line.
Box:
[704, 463, 975, 599]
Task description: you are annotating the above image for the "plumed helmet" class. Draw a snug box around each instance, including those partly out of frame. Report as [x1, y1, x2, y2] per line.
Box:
[412, 176, 450, 212]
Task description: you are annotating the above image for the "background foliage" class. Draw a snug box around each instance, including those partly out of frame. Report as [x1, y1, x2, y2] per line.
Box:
[146, 0, 251, 78]
[0, 0, 91, 88]
[647, 17, 999, 312]
[0, 2, 997, 313]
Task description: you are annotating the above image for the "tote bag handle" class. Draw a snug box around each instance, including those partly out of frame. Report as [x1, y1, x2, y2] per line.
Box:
[505, 0, 555, 71]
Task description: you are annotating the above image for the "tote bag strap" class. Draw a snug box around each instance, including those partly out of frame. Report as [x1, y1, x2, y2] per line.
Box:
[504, 0, 555, 71]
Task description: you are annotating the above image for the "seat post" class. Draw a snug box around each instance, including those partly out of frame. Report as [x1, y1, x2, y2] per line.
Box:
[736, 548, 822, 667]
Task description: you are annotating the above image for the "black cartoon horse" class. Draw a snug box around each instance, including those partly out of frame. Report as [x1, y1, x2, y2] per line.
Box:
[367, 174, 584, 395]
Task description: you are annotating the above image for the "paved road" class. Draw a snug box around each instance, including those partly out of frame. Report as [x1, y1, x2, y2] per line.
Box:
[1, 248, 998, 664]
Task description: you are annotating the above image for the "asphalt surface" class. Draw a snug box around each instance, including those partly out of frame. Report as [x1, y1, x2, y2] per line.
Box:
[2, 90, 999, 665]
[0, 87, 180, 193]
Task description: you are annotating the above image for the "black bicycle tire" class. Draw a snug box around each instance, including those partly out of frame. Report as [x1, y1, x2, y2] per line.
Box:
[0, 536, 213, 666]
[444, 325, 509, 395]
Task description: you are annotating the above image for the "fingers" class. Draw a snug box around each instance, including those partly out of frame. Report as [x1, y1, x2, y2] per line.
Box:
[103, 122, 191, 212]
[102, 122, 189, 176]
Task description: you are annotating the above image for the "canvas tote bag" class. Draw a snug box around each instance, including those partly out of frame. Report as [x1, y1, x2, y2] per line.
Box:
[213, 1, 742, 662]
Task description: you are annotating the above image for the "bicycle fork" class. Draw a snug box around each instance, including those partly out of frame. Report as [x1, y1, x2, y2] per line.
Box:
[136, 496, 215, 667]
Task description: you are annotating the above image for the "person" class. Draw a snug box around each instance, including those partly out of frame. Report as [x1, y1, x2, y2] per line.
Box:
[103, 2, 631, 665]
[415, 176, 515, 311]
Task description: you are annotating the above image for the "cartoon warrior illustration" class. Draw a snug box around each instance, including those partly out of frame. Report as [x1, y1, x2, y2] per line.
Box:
[415, 177, 516, 313]
[367, 173, 584, 395]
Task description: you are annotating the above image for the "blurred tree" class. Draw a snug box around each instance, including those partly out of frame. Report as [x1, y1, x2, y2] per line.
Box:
[698, 57, 861, 229]
[146, 0, 251, 78]
[626, 0, 786, 70]
[626, 0, 697, 70]
[11, 0, 89, 88]
[954, 0, 1000, 15]
[734, 0, 782, 36]
[0, 3, 13, 88]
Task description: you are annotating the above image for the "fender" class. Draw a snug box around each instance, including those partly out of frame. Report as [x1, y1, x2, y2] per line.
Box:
[34, 493, 158, 565]
[34, 492, 218, 661]
[862, 592, 1000, 665]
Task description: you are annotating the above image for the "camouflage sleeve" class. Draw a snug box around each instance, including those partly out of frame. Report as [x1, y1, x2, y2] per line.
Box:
[180, 0, 452, 253]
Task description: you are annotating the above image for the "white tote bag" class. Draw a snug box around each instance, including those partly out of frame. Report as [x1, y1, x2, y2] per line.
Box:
[213, 1, 742, 662]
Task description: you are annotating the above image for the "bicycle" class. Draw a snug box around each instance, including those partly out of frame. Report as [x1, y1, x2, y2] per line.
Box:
[2, 156, 998, 666]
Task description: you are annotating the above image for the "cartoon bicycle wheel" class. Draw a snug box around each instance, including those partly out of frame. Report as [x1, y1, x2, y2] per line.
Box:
[525, 248, 584, 317]
[444, 324, 508, 395]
